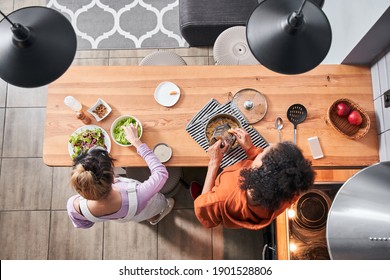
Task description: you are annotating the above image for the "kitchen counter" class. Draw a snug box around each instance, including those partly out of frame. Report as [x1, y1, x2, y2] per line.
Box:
[43, 65, 379, 167]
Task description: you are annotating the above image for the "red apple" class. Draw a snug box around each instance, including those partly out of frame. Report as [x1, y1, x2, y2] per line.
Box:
[336, 102, 351, 117]
[348, 110, 363, 126]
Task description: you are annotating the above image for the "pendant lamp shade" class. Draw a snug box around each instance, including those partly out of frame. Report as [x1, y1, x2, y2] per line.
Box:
[0, 7, 77, 88]
[246, 0, 332, 75]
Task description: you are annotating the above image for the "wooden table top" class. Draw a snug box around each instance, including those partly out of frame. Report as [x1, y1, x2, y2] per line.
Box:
[43, 65, 379, 167]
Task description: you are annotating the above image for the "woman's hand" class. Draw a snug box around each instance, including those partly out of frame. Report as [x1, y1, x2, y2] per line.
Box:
[122, 123, 143, 149]
[207, 139, 228, 167]
[230, 128, 254, 151]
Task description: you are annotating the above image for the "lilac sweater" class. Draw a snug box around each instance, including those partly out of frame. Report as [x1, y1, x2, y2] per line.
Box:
[67, 143, 169, 228]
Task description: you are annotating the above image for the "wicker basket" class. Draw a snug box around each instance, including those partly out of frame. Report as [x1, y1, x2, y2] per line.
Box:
[327, 98, 370, 140]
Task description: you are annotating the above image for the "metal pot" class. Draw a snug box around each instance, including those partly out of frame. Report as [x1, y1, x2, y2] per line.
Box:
[204, 113, 241, 146]
[326, 161, 390, 260]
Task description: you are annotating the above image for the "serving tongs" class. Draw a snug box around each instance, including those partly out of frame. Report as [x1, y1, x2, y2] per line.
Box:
[209, 123, 236, 153]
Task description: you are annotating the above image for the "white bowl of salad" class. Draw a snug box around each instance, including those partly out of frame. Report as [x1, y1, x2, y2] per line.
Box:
[110, 115, 143, 147]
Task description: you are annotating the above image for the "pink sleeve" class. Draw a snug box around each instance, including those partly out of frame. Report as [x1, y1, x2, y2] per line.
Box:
[66, 195, 94, 229]
[135, 144, 169, 211]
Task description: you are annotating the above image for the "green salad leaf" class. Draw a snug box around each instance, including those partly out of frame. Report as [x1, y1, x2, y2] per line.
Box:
[69, 128, 107, 159]
[113, 117, 142, 145]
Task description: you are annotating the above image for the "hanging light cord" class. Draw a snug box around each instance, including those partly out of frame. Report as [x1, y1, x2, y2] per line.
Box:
[0, 10, 31, 43]
[297, 0, 308, 16]
[287, 0, 309, 31]
[0, 10, 17, 28]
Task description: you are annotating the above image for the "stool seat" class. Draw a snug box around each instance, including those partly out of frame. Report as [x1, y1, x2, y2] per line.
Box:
[139, 51, 187, 66]
[179, 0, 324, 47]
[179, 0, 258, 46]
[213, 26, 259, 65]
[126, 167, 182, 198]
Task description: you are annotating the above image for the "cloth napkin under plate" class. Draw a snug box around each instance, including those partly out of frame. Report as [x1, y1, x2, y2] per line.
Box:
[186, 99, 269, 169]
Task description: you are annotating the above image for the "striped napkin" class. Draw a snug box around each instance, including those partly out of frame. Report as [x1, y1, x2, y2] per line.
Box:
[186, 99, 269, 169]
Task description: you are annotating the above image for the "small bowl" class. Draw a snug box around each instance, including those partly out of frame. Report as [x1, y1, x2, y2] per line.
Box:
[110, 115, 143, 147]
[153, 143, 172, 163]
[87, 98, 112, 122]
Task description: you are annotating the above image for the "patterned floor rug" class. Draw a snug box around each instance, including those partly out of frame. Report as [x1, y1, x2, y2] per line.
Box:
[47, 0, 188, 49]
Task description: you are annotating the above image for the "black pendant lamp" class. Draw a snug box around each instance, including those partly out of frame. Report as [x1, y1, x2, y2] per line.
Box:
[246, 0, 332, 75]
[0, 6, 77, 88]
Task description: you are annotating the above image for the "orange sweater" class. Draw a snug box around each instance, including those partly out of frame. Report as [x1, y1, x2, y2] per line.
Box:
[194, 146, 295, 230]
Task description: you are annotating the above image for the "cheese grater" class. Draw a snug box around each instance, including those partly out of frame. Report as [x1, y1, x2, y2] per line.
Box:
[209, 123, 236, 153]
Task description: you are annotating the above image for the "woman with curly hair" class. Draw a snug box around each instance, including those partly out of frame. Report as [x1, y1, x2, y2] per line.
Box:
[67, 123, 174, 228]
[194, 128, 315, 230]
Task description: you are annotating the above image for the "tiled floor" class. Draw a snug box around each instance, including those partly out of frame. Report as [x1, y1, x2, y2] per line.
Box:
[0, 0, 264, 260]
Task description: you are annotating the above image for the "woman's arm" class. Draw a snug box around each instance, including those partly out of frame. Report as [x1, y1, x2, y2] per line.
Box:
[202, 139, 228, 194]
[123, 124, 168, 210]
[136, 143, 169, 194]
[202, 161, 220, 195]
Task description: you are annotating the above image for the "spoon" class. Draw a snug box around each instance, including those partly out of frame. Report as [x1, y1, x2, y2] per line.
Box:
[275, 117, 284, 143]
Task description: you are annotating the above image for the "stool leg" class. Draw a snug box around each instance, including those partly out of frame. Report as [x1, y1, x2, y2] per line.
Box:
[179, 177, 190, 189]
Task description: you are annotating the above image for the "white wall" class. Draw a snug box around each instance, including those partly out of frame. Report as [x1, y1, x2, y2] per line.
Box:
[322, 0, 390, 64]
[371, 51, 390, 161]
[321, 1, 390, 160]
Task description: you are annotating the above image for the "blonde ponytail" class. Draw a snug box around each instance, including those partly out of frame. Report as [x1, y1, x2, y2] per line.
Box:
[70, 163, 111, 200]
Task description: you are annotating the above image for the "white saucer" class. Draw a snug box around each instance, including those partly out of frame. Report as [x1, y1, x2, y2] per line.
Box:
[153, 143, 172, 163]
[154, 81, 181, 107]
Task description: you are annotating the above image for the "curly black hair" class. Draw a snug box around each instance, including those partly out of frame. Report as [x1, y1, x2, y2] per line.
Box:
[240, 142, 315, 212]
